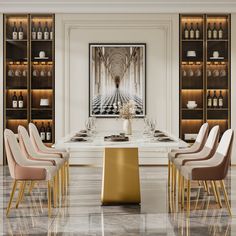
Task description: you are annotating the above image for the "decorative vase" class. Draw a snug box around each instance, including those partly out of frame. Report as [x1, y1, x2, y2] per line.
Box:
[123, 119, 132, 135]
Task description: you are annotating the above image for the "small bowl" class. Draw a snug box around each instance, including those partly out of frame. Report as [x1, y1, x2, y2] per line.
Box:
[187, 104, 197, 109]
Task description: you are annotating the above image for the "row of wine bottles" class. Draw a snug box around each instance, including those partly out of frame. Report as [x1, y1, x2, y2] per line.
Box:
[12, 91, 24, 108]
[12, 21, 53, 40]
[183, 22, 224, 39]
[207, 90, 224, 108]
[36, 122, 52, 141]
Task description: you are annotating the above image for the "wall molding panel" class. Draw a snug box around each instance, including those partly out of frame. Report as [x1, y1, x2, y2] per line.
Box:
[55, 14, 176, 139]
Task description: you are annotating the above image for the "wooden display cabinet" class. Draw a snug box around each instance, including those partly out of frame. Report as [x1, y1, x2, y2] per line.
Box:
[3, 14, 55, 165]
[179, 14, 230, 142]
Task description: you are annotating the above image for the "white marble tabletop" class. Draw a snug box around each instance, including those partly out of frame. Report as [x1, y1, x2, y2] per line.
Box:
[54, 130, 188, 151]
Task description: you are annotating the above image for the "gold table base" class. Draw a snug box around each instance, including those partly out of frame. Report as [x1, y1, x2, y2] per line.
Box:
[101, 148, 141, 205]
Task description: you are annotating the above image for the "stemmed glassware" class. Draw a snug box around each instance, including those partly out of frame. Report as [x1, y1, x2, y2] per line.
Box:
[85, 117, 97, 135]
[143, 116, 157, 138]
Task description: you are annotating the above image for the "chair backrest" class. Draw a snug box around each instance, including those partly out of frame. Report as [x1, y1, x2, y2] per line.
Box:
[196, 123, 209, 143]
[4, 129, 28, 179]
[18, 125, 38, 157]
[205, 125, 220, 149]
[28, 122, 46, 152]
[216, 129, 234, 179]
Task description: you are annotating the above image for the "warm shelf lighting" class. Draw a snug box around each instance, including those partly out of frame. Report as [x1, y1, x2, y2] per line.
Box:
[182, 18, 203, 23]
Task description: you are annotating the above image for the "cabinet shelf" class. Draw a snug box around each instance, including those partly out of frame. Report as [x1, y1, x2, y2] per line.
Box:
[6, 39, 28, 42]
[6, 108, 27, 111]
[180, 14, 231, 143]
[3, 13, 55, 165]
[182, 39, 204, 42]
[181, 108, 203, 110]
[207, 39, 228, 42]
[207, 108, 228, 110]
[31, 107, 52, 110]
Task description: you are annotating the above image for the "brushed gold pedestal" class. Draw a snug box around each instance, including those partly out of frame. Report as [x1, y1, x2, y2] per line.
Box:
[101, 147, 141, 205]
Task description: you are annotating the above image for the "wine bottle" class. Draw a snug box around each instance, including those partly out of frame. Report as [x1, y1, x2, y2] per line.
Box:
[195, 23, 200, 39]
[37, 22, 43, 40]
[207, 23, 212, 39]
[218, 90, 224, 108]
[40, 122, 46, 141]
[12, 92, 18, 108]
[213, 23, 218, 39]
[213, 90, 218, 108]
[184, 23, 189, 39]
[18, 92, 24, 108]
[12, 22, 18, 40]
[50, 25, 53, 40]
[218, 22, 223, 39]
[189, 23, 195, 39]
[207, 91, 212, 108]
[46, 122, 52, 141]
[44, 21, 49, 40]
[18, 21, 24, 40]
[32, 22, 37, 40]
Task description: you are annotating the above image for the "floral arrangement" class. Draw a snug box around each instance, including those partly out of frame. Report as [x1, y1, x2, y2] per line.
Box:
[118, 100, 136, 119]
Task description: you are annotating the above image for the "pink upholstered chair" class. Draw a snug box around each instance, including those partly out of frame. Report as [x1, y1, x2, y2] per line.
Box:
[18, 125, 66, 198]
[173, 125, 219, 202]
[4, 129, 57, 217]
[180, 129, 234, 217]
[28, 123, 70, 187]
[174, 125, 220, 170]
[168, 123, 209, 188]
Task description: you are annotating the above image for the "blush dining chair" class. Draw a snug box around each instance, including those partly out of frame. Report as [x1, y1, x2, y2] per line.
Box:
[4, 129, 57, 217]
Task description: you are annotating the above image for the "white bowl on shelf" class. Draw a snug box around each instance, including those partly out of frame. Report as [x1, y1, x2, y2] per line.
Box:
[187, 104, 197, 109]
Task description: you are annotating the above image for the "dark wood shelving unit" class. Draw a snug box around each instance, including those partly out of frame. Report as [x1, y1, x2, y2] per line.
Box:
[3, 14, 55, 164]
[179, 14, 231, 143]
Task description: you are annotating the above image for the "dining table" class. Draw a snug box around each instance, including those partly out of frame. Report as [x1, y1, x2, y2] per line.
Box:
[54, 130, 188, 205]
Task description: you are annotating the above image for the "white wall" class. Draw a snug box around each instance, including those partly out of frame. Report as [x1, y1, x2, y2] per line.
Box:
[55, 13, 179, 139]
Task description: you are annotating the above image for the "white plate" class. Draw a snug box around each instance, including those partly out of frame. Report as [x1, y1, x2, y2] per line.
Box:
[34, 57, 49, 60]
[210, 57, 224, 60]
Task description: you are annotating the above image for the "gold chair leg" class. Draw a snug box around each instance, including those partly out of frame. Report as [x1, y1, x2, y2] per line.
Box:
[178, 173, 182, 204]
[182, 176, 185, 208]
[63, 165, 66, 194]
[175, 169, 179, 197]
[61, 168, 64, 196]
[64, 164, 67, 193]
[172, 165, 175, 192]
[220, 180, 232, 217]
[67, 161, 69, 186]
[187, 180, 191, 217]
[53, 176, 57, 208]
[211, 181, 219, 204]
[28, 181, 35, 194]
[6, 180, 18, 217]
[57, 171, 60, 203]
[48, 180, 52, 217]
[203, 181, 207, 192]
[16, 181, 26, 208]
[205, 181, 210, 195]
[168, 160, 171, 187]
[214, 181, 222, 208]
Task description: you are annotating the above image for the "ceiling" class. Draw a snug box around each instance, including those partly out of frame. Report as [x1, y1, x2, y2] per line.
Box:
[0, 0, 235, 13]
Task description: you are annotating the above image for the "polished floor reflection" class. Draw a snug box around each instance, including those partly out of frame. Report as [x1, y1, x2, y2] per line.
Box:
[1, 166, 236, 235]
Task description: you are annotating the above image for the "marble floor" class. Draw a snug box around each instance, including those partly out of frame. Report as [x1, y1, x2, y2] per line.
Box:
[1, 166, 236, 235]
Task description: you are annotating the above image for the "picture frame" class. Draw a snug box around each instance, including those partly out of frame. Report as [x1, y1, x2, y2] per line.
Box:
[89, 43, 146, 118]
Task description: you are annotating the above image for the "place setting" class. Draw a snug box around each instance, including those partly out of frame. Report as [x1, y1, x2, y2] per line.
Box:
[69, 118, 97, 142]
[144, 117, 175, 142]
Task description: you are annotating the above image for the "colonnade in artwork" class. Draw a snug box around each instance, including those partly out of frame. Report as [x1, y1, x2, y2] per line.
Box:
[90, 45, 145, 116]
[91, 46, 144, 99]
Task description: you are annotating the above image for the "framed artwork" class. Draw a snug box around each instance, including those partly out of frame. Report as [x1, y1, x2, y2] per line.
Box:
[89, 43, 146, 117]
